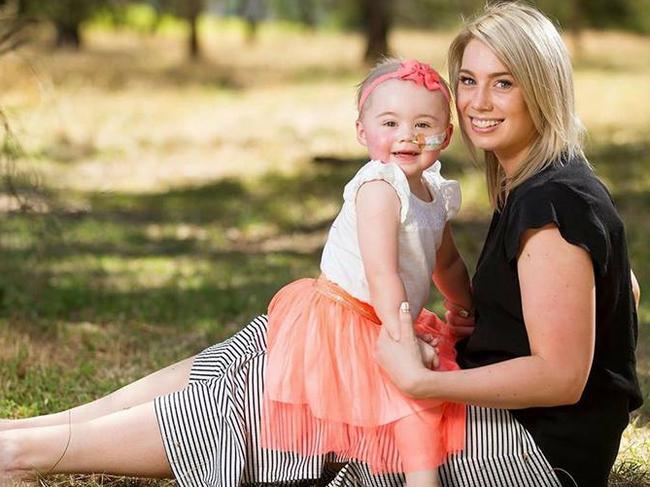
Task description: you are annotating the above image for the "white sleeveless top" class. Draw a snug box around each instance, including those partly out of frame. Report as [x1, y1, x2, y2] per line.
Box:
[320, 160, 461, 319]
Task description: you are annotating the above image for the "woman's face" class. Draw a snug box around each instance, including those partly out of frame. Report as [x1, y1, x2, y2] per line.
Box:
[456, 39, 538, 173]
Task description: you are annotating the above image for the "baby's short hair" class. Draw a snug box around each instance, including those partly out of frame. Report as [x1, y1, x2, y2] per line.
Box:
[356, 57, 452, 121]
[356, 57, 403, 110]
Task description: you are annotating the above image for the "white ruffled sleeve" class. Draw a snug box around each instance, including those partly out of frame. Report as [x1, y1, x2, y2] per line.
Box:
[343, 160, 411, 223]
[424, 160, 461, 220]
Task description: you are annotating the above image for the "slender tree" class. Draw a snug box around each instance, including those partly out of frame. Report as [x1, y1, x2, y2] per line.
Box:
[10, 0, 111, 49]
[568, 0, 584, 58]
[184, 0, 203, 59]
[360, 0, 392, 64]
[296, 0, 317, 29]
[156, 0, 205, 60]
[238, 0, 266, 44]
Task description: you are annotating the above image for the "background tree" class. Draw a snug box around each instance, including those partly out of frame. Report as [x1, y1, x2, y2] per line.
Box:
[295, 0, 318, 29]
[247, 0, 321, 30]
[237, 0, 266, 43]
[14, 0, 113, 49]
[360, 0, 392, 64]
[184, 0, 204, 59]
[154, 0, 205, 60]
[0, 0, 31, 55]
[567, 0, 584, 57]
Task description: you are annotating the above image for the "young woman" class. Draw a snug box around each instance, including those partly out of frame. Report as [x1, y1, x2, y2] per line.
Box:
[376, 3, 643, 487]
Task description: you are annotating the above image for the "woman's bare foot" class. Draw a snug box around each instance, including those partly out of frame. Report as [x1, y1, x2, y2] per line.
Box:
[0, 430, 36, 486]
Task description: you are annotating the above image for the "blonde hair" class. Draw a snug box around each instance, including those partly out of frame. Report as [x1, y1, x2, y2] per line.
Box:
[448, 1, 585, 209]
[356, 57, 452, 122]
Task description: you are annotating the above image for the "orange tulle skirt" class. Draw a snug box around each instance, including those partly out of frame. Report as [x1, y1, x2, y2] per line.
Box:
[261, 277, 466, 474]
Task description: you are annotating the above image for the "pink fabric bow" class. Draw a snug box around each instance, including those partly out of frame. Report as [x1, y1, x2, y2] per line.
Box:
[358, 60, 450, 111]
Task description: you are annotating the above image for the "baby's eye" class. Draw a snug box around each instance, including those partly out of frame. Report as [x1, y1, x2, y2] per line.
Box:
[495, 79, 513, 89]
[415, 122, 431, 129]
[382, 120, 397, 127]
[459, 75, 475, 86]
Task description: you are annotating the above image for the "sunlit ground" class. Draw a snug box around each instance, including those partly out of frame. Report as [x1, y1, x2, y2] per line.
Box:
[0, 19, 648, 485]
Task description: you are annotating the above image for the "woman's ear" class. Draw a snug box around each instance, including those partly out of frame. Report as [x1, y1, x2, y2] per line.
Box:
[356, 119, 368, 147]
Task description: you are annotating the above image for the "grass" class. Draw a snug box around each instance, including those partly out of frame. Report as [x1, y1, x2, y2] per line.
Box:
[0, 19, 649, 486]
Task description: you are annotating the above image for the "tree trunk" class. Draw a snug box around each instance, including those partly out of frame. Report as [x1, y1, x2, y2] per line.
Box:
[568, 0, 584, 59]
[16, 0, 28, 15]
[239, 0, 265, 44]
[186, 0, 203, 60]
[297, 0, 316, 29]
[55, 21, 81, 49]
[244, 19, 258, 44]
[362, 0, 391, 64]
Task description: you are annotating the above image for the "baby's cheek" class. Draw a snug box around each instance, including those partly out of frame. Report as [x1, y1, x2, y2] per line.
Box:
[366, 133, 393, 159]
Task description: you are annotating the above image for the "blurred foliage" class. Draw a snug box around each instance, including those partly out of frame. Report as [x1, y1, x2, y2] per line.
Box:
[4, 0, 649, 53]
[13, 0, 117, 46]
[256, 0, 650, 34]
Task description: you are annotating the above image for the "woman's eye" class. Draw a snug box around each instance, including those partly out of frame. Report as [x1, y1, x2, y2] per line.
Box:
[495, 79, 513, 89]
[459, 75, 475, 86]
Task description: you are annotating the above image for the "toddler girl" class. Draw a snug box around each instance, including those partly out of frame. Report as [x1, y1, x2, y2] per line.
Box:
[261, 59, 471, 487]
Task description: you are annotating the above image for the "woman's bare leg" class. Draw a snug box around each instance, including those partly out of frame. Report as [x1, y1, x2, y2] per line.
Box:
[1, 401, 172, 482]
[1, 356, 195, 431]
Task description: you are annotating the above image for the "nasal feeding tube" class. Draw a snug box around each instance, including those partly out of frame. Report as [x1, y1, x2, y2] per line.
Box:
[411, 132, 447, 151]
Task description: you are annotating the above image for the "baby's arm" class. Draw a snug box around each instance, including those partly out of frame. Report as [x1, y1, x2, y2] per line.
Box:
[356, 180, 409, 340]
[432, 223, 473, 314]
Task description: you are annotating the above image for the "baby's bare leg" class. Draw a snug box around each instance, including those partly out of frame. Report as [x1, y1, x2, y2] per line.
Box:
[0, 401, 172, 482]
[1, 356, 194, 431]
[405, 470, 440, 487]
[395, 410, 443, 487]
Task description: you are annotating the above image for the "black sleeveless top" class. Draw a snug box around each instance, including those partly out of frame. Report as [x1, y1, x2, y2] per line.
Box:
[457, 155, 643, 487]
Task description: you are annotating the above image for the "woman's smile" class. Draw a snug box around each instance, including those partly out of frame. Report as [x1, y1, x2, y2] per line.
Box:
[470, 117, 503, 131]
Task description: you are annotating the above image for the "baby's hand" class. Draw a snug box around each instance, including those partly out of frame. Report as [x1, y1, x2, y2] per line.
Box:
[417, 337, 440, 370]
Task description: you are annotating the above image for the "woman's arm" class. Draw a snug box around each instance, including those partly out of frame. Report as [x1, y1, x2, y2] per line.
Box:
[356, 180, 408, 340]
[432, 223, 473, 313]
[631, 270, 641, 310]
[377, 223, 596, 409]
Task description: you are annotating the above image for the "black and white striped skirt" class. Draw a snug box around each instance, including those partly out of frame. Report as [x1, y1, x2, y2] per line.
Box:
[154, 315, 561, 487]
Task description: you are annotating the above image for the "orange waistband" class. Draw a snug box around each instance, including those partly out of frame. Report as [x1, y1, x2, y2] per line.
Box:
[315, 276, 381, 325]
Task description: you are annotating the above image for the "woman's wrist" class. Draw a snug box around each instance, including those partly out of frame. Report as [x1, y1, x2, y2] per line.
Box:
[406, 366, 435, 399]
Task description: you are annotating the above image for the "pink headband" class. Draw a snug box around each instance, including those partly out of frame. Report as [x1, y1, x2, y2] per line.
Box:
[358, 60, 450, 111]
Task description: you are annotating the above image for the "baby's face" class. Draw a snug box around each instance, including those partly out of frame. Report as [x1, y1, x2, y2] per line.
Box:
[356, 79, 451, 179]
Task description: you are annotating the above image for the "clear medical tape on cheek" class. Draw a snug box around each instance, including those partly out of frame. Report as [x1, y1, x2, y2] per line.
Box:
[412, 132, 447, 151]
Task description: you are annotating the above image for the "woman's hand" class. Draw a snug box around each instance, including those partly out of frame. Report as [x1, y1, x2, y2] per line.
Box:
[376, 304, 431, 398]
[443, 299, 475, 338]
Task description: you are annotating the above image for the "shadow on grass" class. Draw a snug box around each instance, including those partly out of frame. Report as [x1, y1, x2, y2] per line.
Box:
[0, 153, 477, 330]
[0, 140, 648, 422]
